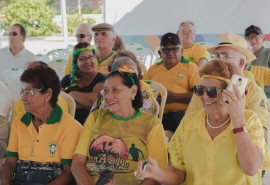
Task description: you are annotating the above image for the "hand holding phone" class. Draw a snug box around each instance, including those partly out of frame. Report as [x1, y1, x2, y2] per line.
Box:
[142, 160, 148, 172]
[226, 74, 248, 95]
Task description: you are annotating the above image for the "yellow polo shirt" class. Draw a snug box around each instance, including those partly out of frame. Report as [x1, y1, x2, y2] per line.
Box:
[168, 110, 265, 185]
[12, 96, 69, 121]
[7, 105, 81, 164]
[75, 109, 168, 185]
[182, 43, 209, 63]
[96, 51, 116, 75]
[247, 65, 270, 88]
[144, 57, 200, 112]
[186, 72, 270, 129]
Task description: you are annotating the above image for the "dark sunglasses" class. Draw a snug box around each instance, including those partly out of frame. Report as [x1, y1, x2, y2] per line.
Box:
[161, 47, 180, 54]
[75, 34, 87, 38]
[193, 85, 223, 98]
[9, 32, 18, 36]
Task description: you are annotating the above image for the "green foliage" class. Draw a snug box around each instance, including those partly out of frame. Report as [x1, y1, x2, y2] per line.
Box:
[67, 14, 96, 36]
[2, 0, 57, 36]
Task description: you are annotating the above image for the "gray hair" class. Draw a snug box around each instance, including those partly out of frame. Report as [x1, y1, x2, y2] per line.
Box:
[111, 57, 139, 75]
[178, 21, 196, 32]
[76, 23, 93, 35]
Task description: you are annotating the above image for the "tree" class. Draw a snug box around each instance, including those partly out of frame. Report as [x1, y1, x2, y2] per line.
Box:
[2, 0, 57, 36]
[67, 14, 96, 35]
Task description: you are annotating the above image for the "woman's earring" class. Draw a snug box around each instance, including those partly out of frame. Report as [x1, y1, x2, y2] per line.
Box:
[131, 97, 135, 101]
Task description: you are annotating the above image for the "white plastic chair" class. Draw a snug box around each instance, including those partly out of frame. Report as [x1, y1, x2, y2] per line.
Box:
[125, 42, 144, 50]
[36, 54, 50, 63]
[149, 96, 159, 117]
[59, 91, 76, 118]
[47, 48, 70, 62]
[48, 59, 68, 80]
[144, 80, 167, 121]
[133, 47, 155, 69]
[66, 44, 75, 54]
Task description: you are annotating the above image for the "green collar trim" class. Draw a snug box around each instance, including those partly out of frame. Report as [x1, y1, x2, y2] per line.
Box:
[110, 109, 142, 121]
[181, 56, 189, 63]
[156, 56, 189, 65]
[247, 65, 252, 71]
[21, 104, 63, 126]
[96, 51, 114, 64]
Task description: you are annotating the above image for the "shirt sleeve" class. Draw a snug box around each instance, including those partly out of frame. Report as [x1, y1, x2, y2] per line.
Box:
[74, 113, 95, 156]
[59, 116, 82, 164]
[246, 113, 265, 152]
[6, 118, 19, 157]
[194, 44, 209, 62]
[168, 121, 185, 171]
[146, 121, 168, 168]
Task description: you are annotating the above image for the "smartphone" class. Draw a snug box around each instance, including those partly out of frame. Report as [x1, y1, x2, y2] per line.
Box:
[226, 74, 248, 95]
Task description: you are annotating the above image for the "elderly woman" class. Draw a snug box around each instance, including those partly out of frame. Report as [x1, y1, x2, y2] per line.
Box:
[71, 68, 168, 185]
[91, 51, 155, 115]
[12, 61, 69, 121]
[0, 66, 81, 185]
[135, 59, 266, 185]
[61, 42, 105, 124]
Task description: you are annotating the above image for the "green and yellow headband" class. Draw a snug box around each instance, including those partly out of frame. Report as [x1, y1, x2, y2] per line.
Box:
[72, 46, 94, 58]
[202, 75, 230, 83]
[118, 66, 135, 85]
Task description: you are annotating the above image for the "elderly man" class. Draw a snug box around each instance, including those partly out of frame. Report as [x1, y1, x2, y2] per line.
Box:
[177, 21, 209, 68]
[186, 32, 270, 136]
[144, 32, 200, 132]
[0, 23, 36, 72]
[245, 25, 270, 98]
[245, 25, 270, 68]
[92, 23, 116, 75]
[65, 23, 93, 75]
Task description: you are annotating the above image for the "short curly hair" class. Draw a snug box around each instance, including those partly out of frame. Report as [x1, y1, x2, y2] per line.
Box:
[20, 66, 60, 108]
[199, 59, 238, 80]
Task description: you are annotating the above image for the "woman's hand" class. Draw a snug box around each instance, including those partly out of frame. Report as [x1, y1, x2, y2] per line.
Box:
[134, 157, 160, 181]
[220, 84, 246, 126]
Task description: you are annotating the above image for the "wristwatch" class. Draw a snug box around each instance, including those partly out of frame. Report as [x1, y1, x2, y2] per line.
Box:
[233, 126, 248, 134]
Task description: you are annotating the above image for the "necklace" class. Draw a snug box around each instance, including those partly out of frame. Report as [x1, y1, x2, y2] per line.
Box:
[206, 114, 230, 129]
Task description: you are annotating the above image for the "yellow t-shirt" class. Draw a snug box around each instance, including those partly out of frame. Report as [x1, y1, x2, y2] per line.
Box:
[75, 109, 168, 185]
[168, 110, 265, 185]
[144, 57, 200, 112]
[247, 65, 270, 88]
[12, 95, 69, 121]
[7, 105, 81, 164]
[64, 55, 73, 75]
[186, 72, 270, 129]
[182, 43, 209, 63]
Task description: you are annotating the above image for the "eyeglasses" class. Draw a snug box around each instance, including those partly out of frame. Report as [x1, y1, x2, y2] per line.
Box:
[160, 46, 181, 54]
[181, 29, 195, 35]
[75, 34, 88, 38]
[246, 35, 262, 41]
[20, 88, 43, 98]
[9, 32, 18, 36]
[193, 85, 223, 98]
[211, 53, 240, 61]
[78, 55, 95, 62]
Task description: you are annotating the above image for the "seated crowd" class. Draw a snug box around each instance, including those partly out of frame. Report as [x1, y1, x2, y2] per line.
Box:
[0, 21, 270, 185]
